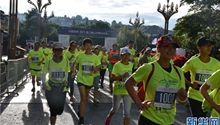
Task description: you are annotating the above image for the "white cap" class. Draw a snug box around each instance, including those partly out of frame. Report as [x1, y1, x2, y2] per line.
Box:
[146, 47, 151, 51]
[120, 47, 131, 55]
[53, 42, 64, 49]
[176, 48, 186, 56]
[94, 45, 99, 49]
[102, 46, 107, 50]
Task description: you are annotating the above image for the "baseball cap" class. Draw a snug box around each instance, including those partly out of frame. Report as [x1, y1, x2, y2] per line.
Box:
[102, 46, 107, 50]
[197, 37, 215, 46]
[53, 42, 64, 49]
[146, 47, 151, 51]
[128, 40, 134, 43]
[120, 47, 131, 55]
[156, 34, 180, 48]
[94, 45, 99, 49]
[112, 43, 117, 46]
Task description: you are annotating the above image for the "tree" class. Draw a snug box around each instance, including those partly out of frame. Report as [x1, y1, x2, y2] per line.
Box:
[116, 25, 149, 51]
[87, 21, 110, 30]
[174, 0, 220, 49]
[17, 8, 59, 47]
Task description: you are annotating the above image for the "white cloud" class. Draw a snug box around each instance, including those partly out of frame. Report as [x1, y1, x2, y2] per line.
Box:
[1, 0, 190, 30]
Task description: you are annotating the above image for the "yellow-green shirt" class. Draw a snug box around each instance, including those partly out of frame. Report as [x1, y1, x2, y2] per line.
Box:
[100, 52, 108, 69]
[76, 53, 101, 86]
[27, 50, 44, 70]
[39, 47, 51, 63]
[182, 57, 220, 102]
[112, 61, 133, 95]
[64, 50, 79, 68]
[132, 61, 185, 125]
[206, 69, 220, 118]
[42, 58, 70, 91]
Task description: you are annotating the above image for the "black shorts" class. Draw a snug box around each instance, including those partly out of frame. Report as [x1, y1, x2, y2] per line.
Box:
[45, 90, 66, 116]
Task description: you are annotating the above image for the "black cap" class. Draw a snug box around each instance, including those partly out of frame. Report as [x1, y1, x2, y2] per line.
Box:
[128, 40, 134, 43]
[197, 37, 215, 46]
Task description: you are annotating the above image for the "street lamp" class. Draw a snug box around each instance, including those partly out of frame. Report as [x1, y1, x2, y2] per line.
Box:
[157, 0, 178, 35]
[43, 7, 54, 40]
[27, 0, 52, 43]
[129, 12, 144, 51]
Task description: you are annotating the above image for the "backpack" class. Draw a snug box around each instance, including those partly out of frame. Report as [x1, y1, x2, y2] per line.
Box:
[137, 63, 181, 102]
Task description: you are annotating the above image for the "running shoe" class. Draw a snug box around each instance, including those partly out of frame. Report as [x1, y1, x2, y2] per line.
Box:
[78, 117, 84, 124]
[105, 116, 111, 125]
[93, 99, 100, 104]
[70, 97, 74, 102]
[31, 87, 35, 92]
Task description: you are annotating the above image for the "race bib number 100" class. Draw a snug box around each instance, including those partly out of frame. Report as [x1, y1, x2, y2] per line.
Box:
[195, 70, 212, 85]
[154, 86, 178, 109]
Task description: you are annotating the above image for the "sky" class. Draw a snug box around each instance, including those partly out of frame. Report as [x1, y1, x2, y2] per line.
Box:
[1, 0, 190, 30]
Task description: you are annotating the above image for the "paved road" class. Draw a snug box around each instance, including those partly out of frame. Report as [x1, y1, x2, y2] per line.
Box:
[0, 73, 191, 125]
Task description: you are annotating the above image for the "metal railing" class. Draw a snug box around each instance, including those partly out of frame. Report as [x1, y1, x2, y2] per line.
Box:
[0, 58, 29, 96]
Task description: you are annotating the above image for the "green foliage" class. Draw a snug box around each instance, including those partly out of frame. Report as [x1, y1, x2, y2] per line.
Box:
[174, 0, 220, 50]
[17, 8, 59, 47]
[116, 25, 149, 51]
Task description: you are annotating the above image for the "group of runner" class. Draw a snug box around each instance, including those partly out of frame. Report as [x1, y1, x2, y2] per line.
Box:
[26, 35, 220, 125]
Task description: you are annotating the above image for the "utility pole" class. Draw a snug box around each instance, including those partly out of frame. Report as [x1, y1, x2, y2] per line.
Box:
[0, 9, 5, 61]
[8, 0, 18, 59]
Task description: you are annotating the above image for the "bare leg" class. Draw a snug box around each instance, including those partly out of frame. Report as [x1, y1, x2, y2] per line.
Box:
[50, 116, 56, 125]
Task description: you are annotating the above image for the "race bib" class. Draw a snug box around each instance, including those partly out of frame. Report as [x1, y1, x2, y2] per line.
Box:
[119, 72, 131, 84]
[112, 53, 118, 57]
[31, 56, 39, 62]
[51, 69, 65, 81]
[117, 83, 125, 89]
[82, 62, 94, 75]
[154, 86, 178, 109]
[195, 69, 213, 85]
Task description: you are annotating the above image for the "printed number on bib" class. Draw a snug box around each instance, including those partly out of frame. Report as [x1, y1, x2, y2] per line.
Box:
[154, 86, 178, 109]
[119, 72, 131, 84]
[82, 62, 94, 75]
[51, 69, 65, 81]
[31, 56, 39, 62]
[195, 70, 213, 85]
[112, 53, 118, 57]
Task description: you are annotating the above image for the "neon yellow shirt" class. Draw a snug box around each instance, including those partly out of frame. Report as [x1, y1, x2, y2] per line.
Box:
[133, 57, 139, 69]
[39, 47, 51, 63]
[64, 50, 78, 68]
[206, 69, 220, 118]
[76, 53, 101, 86]
[100, 52, 108, 69]
[112, 61, 133, 95]
[93, 55, 101, 77]
[182, 57, 220, 102]
[27, 50, 44, 70]
[42, 58, 70, 91]
[62, 49, 68, 55]
[132, 61, 185, 125]
[129, 48, 135, 63]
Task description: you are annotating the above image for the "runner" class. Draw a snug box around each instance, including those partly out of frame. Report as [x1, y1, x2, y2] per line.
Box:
[181, 37, 220, 118]
[73, 38, 101, 124]
[41, 42, 70, 125]
[92, 45, 102, 104]
[125, 34, 187, 125]
[105, 47, 133, 125]
[108, 43, 120, 93]
[100, 46, 108, 88]
[27, 42, 44, 93]
[64, 41, 78, 102]
[200, 69, 220, 118]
